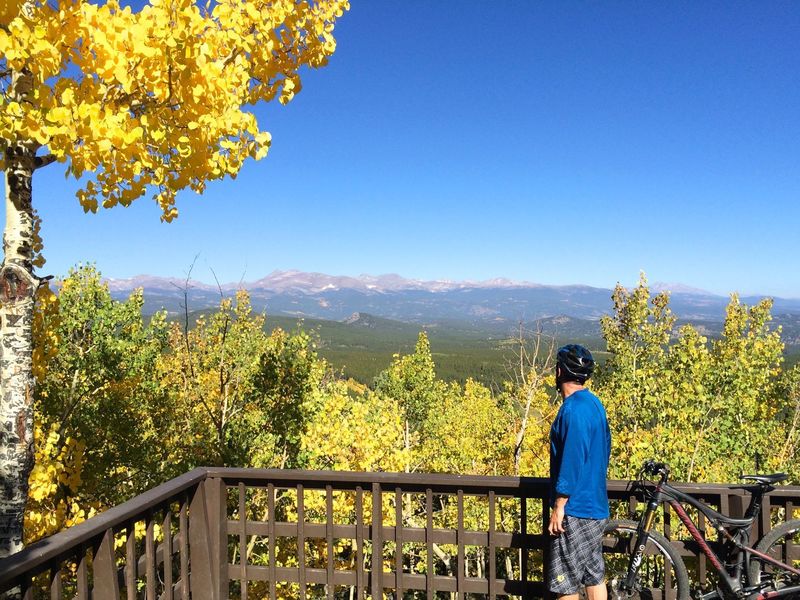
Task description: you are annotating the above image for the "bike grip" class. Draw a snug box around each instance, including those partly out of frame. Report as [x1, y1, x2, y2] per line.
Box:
[643, 460, 669, 475]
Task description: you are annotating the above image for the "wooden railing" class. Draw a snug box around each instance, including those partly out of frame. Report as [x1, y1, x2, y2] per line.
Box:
[0, 468, 798, 599]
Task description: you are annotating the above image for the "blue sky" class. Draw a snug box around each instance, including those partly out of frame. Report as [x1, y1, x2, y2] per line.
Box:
[8, 2, 800, 296]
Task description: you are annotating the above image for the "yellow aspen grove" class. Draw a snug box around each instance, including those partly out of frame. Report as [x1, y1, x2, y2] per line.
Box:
[0, 0, 348, 557]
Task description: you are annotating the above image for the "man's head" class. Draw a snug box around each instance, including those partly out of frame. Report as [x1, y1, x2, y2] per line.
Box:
[555, 344, 595, 393]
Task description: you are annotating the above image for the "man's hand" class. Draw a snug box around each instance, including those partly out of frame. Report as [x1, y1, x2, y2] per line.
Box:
[548, 497, 568, 536]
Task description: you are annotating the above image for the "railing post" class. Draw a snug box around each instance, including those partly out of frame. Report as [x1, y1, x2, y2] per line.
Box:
[371, 483, 383, 599]
[189, 477, 228, 600]
[92, 529, 119, 598]
[541, 496, 550, 600]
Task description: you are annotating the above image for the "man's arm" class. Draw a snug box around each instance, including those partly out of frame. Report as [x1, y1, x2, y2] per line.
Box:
[553, 408, 590, 498]
[548, 495, 569, 535]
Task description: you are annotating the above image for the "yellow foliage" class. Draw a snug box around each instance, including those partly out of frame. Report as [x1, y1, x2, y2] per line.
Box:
[304, 382, 408, 473]
[420, 379, 516, 476]
[1, 0, 349, 219]
[0, 0, 24, 26]
[32, 282, 60, 382]
[25, 425, 98, 543]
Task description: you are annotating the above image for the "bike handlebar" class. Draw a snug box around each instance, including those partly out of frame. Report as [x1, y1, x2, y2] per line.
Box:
[642, 459, 671, 478]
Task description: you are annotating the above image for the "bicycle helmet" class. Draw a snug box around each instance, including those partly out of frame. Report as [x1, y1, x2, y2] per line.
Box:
[556, 344, 595, 385]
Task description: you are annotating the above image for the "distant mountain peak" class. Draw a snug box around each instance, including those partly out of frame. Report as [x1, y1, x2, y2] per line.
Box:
[105, 274, 218, 293]
[343, 312, 373, 326]
[228, 270, 536, 294]
[651, 282, 717, 296]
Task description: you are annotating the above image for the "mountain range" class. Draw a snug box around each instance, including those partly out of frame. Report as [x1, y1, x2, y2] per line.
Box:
[105, 269, 800, 326]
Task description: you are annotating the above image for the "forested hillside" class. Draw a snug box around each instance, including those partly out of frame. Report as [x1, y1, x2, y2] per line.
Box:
[182, 309, 799, 387]
[27, 266, 800, 543]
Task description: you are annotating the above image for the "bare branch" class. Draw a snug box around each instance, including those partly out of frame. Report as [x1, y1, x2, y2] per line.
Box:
[209, 265, 224, 300]
[170, 254, 200, 339]
[34, 153, 57, 170]
[504, 319, 557, 474]
[170, 255, 222, 431]
[222, 47, 242, 69]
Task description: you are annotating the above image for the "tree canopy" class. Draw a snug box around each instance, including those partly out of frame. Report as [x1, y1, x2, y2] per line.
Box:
[0, 0, 349, 558]
[0, 0, 349, 219]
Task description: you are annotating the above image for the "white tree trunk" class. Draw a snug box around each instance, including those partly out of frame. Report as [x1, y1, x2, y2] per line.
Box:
[0, 140, 39, 558]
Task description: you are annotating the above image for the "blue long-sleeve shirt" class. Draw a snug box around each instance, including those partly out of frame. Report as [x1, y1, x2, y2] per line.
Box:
[549, 388, 611, 519]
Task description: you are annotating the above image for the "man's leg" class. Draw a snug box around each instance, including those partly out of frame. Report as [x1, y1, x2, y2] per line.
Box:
[585, 583, 607, 600]
[582, 517, 608, 600]
[549, 516, 581, 599]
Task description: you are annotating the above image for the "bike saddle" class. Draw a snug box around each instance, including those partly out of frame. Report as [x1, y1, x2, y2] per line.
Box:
[739, 473, 787, 485]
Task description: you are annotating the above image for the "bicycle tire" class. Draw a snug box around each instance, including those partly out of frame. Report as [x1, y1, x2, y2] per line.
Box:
[748, 518, 800, 589]
[604, 519, 690, 600]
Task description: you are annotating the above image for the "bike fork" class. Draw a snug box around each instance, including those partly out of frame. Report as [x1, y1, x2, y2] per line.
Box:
[623, 500, 660, 591]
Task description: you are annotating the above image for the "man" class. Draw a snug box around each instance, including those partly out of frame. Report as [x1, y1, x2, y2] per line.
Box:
[548, 344, 611, 600]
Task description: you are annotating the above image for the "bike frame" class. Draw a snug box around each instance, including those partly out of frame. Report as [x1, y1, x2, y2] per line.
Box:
[623, 478, 800, 600]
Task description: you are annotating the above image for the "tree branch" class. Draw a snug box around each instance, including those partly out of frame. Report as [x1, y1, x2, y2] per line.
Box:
[34, 154, 57, 170]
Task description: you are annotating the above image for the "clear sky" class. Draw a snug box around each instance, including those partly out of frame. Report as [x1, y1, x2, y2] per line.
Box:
[6, 2, 800, 296]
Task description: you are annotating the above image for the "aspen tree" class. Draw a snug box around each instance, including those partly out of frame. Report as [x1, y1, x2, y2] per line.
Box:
[0, 0, 348, 555]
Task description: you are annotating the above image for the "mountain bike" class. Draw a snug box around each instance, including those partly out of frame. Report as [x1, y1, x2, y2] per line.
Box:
[602, 459, 800, 600]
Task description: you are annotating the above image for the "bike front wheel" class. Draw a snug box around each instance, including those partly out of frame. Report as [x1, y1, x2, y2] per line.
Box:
[748, 518, 800, 591]
[603, 519, 690, 600]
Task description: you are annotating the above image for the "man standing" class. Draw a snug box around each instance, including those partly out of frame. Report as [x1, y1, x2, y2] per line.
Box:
[548, 344, 611, 600]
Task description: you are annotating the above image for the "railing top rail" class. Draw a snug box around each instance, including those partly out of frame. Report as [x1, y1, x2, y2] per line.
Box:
[205, 467, 547, 494]
[205, 467, 800, 498]
[0, 467, 208, 585]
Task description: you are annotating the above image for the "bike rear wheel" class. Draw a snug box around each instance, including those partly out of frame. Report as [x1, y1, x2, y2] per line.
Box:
[603, 519, 690, 600]
[748, 518, 800, 592]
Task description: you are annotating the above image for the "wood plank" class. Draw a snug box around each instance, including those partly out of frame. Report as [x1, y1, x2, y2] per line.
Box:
[541, 497, 550, 600]
[76, 549, 88, 600]
[326, 486, 334, 600]
[298, 484, 306, 600]
[395, 488, 403, 599]
[239, 483, 247, 600]
[268, 483, 276, 600]
[93, 529, 120, 598]
[426, 488, 433, 598]
[49, 565, 62, 600]
[164, 510, 174, 600]
[521, 496, 528, 598]
[457, 490, 464, 599]
[189, 482, 214, 599]
[126, 522, 137, 600]
[371, 482, 382, 600]
[180, 497, 189, 600]
[356, 487, 364, 599]
[489, 492, 496, 600]
[146, 513, 156, 600]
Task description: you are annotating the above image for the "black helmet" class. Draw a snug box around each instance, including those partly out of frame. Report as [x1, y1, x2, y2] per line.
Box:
[556, 344, 595, 384]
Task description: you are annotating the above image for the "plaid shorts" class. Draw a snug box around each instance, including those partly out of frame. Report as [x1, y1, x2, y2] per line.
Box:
[548, 515, 608, 596]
